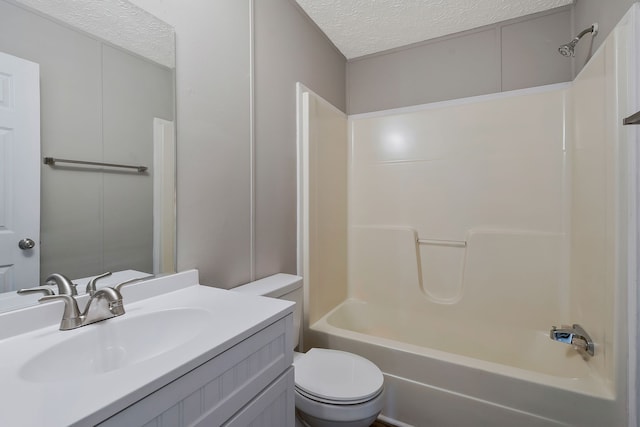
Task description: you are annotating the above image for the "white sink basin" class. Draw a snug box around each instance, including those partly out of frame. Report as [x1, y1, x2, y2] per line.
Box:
[20, 307, 211, 383]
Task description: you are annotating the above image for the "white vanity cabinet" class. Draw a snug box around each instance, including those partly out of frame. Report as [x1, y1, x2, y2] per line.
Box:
[98, 314, 295, 427]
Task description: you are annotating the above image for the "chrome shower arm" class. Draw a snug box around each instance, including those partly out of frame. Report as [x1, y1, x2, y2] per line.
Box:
[576, 23, 598, 40]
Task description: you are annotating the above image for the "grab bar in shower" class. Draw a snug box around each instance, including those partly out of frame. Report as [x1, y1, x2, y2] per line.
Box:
[417, 238, 466, 248]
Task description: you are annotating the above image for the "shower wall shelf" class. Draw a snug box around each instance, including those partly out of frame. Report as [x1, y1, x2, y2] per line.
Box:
[623, 110, 640, 125]
[44, 157, 148, 173]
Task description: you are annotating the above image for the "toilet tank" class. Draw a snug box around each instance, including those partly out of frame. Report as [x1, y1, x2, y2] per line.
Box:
[231, 273, 303, 349]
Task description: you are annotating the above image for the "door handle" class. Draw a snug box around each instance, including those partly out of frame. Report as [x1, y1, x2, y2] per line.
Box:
[18, 238, 36, 250]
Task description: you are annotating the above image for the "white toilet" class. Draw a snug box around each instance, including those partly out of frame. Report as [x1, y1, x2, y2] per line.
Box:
[232, 274, 384, 427]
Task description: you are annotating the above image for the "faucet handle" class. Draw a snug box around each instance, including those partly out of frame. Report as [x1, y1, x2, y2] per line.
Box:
[550, 325, 573, 344]
[114, 275, 154, 293]
[550, 323, 594, 356]
[38, 295, 82, 330]
[17, 287, 55, 296]
[86, 272, 112, 296]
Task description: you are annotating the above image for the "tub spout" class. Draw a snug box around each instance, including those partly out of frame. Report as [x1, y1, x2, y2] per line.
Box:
[550, 324, 594, 357]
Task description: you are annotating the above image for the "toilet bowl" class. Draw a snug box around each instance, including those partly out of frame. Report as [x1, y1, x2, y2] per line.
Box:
[232, 274, 384, 427]
[293, 348, 384, 427]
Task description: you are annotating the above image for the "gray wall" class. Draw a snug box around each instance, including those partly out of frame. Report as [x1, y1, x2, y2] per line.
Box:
[347, 7, 573, 114]
[573, 0, 638, 75]
[172, 1, 253, 288]
[128, 0, 253, 288]
[347, 1, 640, 114]
[0, 0, 173, 282]
[254, 0, 346, 279]
[130, 0, 345, 288]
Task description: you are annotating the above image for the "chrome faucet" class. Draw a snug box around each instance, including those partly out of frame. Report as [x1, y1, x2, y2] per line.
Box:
[550, 324, 594, 356]
[39, 287, 125, 331]
[17, 273, 78, 297]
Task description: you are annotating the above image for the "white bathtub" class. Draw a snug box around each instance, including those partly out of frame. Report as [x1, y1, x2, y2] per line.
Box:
[306, 299, 619, 427]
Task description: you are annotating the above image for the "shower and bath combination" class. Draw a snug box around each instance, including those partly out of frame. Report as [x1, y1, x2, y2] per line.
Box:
[558, 23, 598, 57]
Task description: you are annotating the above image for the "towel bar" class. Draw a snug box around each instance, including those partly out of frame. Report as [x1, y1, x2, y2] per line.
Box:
[44, 157, 147, 173]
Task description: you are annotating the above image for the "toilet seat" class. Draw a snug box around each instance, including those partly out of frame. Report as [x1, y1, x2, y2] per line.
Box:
[293, 348, 384, 404]
[295, 385, 383, 405]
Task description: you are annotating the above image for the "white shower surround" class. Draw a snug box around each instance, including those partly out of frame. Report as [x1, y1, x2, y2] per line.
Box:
[295, 0, 573, 59]
[10, 0, 174, 68]
[298, 4, 639, 425]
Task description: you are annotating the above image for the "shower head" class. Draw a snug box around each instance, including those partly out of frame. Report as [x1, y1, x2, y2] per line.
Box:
[558, 38, 579, 57]
[558, 23, 598, 57]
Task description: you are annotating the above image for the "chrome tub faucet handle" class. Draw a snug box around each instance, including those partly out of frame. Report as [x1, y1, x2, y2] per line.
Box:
[550, 324, 594, 357]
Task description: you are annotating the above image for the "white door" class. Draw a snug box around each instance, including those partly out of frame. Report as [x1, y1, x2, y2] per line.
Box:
[0, 51, 40, 291]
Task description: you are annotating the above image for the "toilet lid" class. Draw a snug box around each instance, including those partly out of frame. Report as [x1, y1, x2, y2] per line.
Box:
[293, 348, 384, 403]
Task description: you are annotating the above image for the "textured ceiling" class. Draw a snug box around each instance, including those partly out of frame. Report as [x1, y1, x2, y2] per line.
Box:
[296, 0, 573, 59]
[13, 0, 174, 68]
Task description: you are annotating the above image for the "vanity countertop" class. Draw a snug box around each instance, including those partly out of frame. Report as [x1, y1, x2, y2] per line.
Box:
[0, 270, 294, 427]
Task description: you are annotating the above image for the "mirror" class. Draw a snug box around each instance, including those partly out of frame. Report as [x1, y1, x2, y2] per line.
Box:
[0, 0, 176, 312]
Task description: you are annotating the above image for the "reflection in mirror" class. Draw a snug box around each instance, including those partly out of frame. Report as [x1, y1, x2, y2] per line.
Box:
[0, 0, 176, 312]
